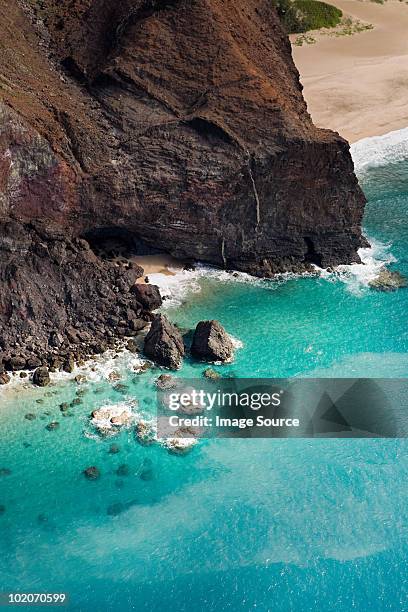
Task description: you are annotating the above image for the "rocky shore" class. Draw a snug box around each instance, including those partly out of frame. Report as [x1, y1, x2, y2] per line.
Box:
[0, 220, 158, 381]
[0, 219, 236, 383]
[0, 0, 368, 374]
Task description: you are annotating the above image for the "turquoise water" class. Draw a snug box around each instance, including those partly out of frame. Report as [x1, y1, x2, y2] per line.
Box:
[1, 131, 408, 610]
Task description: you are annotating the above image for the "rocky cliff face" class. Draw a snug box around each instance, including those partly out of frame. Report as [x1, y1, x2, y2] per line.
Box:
[0, 0, 366, 370]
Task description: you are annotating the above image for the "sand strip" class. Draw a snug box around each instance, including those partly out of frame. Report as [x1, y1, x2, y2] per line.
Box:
[291, 0, 408, 142]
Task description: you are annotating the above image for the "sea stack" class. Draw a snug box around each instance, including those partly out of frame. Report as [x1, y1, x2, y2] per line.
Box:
[192, 321, 234, 363]
[144, 315, 185, 370]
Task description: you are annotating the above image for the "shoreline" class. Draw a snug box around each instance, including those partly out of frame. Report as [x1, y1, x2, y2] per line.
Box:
[132, 254, 185, 280]
[291, 0, 408, 143]
[2, 122, 407, 387]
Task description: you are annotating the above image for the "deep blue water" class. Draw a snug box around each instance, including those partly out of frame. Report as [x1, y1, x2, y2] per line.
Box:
[0, 130, 408, 611]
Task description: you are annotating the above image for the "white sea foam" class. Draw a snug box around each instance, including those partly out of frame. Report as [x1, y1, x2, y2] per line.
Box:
[149, 129, 408, 306]
[331, 127, 408, 293]
[351, 127, 408, 174]
[90, 401, 137, 436]
[149, 262, 318, 310]
[317, 237, 396, 295]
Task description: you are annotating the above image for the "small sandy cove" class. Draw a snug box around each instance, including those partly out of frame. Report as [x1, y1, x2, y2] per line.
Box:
[291, 0, 408, 142]
[132, 254, 185, 279]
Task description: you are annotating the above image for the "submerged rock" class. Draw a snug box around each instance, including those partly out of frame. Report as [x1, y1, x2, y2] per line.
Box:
[108, 444, 120, 454]
[32, 367, 50, 387]
[191, 321, 234, 363]
[140, 468, 154, 482]
[0, 504, 5, 515]
[45, 422, 59, 431]
[25, 413, 36, 420]
[0, 468, 11, 477]
[144, 315, 185, 370]
[156, 374, 176, 390]
[107, 502, 124, 516]
[203, 367, 221, 380]
[116, 464, 130, 477]
[135, 420, 157, 446]
[113, 383, 129, 394]
[83, 466, 100, 480]
[369, 269, 407, 291]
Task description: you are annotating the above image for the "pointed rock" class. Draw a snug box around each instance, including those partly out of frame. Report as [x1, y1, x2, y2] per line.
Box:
[144, 314, 184, 370]
[191, 320, 233, 363]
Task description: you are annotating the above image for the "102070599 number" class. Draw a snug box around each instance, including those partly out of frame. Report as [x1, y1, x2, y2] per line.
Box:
[0, 593, 68, 606]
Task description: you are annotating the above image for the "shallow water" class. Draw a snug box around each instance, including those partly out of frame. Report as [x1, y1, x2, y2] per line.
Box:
[0, 130, 408, 611]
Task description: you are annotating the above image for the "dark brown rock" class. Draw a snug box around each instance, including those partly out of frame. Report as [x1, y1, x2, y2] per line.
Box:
[32, 367, 50, 387]
[83, 466, 100, 480]
[126, 338, 138, 353]
[0, 0, 365, 271]
[129, 319, 149, 333]
[131, 284, 162, 311]
[0, 373, 10, 385]
[45, 421, 59, 431]
[156, 374, 176, 389]
[8, 356, 27, 371]
[192, 321, 234, 363]
[0, 0, 366, 361]
[144, 315, 184, 370]
[27, 357, 42, 369]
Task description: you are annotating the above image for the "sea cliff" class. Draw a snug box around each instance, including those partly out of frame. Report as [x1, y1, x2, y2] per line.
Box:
[0, 0, 366, 372]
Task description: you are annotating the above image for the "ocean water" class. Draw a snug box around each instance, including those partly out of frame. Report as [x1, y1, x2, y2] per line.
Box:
[1, 129, 408, 611]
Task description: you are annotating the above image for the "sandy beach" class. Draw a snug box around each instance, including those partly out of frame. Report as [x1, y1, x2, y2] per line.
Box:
[291, 0, 408, 142]
[133, 254, 185, 279]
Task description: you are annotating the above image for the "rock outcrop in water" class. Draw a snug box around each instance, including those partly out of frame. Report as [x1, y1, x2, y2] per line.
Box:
[0, 0, 366, 370]
[369, 269, 407, 292]
[144, 314, 185, 370]
[32, 367, 50, 387]
[192, 320, 234, 363]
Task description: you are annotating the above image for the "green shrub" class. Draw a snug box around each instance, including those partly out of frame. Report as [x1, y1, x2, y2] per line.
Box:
[273, 0, 343, 33]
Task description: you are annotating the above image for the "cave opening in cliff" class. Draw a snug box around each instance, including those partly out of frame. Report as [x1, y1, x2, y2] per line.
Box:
[303, 237, 323, 267]
[83, 227, 164, 262]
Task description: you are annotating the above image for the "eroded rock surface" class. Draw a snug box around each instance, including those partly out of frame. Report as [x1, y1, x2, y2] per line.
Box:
[191, 320, 234, 363]
[0, 0, 367, 367]
[144, 314, 185, 369]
